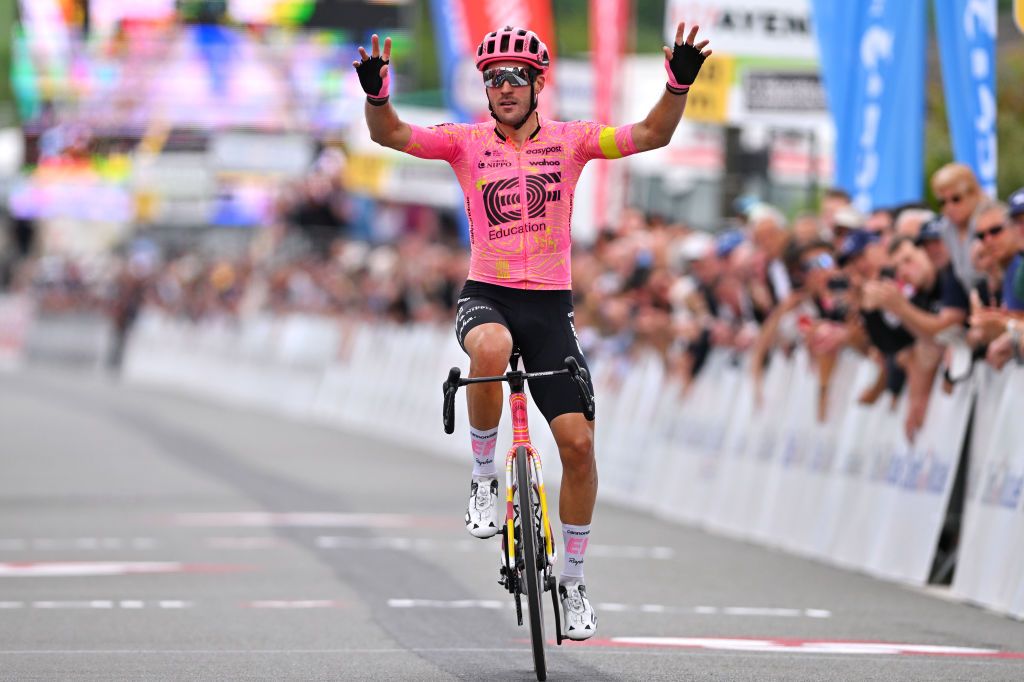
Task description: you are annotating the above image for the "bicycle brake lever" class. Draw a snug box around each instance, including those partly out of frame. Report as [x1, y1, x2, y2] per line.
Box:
[442, 367, 461, 434]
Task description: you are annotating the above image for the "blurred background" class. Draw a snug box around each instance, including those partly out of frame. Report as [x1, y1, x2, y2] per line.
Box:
[0, 0, 1022, 383]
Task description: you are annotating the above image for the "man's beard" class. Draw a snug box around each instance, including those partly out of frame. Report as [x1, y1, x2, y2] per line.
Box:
[491, 98, 525, 125]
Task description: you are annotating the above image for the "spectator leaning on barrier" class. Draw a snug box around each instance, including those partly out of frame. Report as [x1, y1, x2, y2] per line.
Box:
[967, 201, 1024, 350]
[932, 163, 985, 296]
[845, 233, 913, 406]
[866, 236, 969, 344]
[996, 190, 1024, 312]
[957, 189, 1024, 371]
[794, 241, 855, 420]
[863, 236, 969, 439]
[748, 203, 796, 306]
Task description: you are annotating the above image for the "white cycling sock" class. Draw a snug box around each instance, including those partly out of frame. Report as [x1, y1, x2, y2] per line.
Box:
[470, 426, 499, 477]
[560, 523, 591, 581]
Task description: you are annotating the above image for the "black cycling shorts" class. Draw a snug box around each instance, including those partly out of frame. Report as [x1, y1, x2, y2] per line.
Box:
[455, 280, 595, 423]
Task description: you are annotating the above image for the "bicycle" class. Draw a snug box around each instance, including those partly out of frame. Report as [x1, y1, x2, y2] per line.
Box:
[443, 351, 596, 682]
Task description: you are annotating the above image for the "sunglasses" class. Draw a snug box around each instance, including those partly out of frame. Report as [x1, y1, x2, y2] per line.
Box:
[974, 224, 1005, 241]
[483, 66, 532, 88]
[802, 252, 835, 272]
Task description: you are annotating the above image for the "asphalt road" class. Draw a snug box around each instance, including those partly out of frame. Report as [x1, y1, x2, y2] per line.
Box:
[1, 367, 1022, 681]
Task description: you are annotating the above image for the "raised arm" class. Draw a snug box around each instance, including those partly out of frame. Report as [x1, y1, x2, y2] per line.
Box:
[353, 34, 411, 151]
[630, 22, 711, 153]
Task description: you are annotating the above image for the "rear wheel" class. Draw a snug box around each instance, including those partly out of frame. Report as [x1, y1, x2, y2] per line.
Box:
[516, 445, 546, 681]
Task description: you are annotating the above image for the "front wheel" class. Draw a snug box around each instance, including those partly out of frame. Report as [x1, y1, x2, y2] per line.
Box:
[516, 445, 546, 681]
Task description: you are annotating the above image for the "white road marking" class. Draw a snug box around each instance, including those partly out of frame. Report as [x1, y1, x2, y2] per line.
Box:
[386, 599, 830, 618]
[0, 648, 536, 655]
[245, 600, 346, 609]
[607, 637, 1010, 657]
[316, 535, 674, 559]
[0, 538, 157, 551]
[170, 513, 449, 529]
[0, 562, 185, 577]
[0, 562, 244, 578]
[0, 601, 194, 610]
[206, 537, 282, 549]
[388, 599, 506, 610]
[1, 645, 1019, 660]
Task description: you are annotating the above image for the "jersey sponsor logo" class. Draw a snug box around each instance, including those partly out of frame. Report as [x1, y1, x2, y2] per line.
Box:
[482, 173, 562, 228]
[568, 311, 583, 354]
[525, 145, 563, 155]
[530, 158, 561, 167]
[478, 159, 513, 169]
[488, 222, 548, 240]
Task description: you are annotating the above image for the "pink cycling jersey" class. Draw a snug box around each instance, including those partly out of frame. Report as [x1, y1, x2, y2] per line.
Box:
[403, 115, 638, 290]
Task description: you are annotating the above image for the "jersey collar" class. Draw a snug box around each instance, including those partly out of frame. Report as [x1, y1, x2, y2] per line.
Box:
[493, 114, 544, 142]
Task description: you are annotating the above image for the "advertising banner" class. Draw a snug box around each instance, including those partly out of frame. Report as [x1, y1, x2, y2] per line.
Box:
[590, 0, 631, 228]
[933, 0, 998, 197]
[811, 0, 926, 212]
[664, 0, 828, 126]
[953, 367, 1024, 617]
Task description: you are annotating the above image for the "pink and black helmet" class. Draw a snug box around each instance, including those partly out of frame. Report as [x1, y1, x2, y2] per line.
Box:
[475, 26, 550, 72]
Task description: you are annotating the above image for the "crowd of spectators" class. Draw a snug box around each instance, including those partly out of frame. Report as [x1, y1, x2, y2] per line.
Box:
[5, 161, 1024, 439]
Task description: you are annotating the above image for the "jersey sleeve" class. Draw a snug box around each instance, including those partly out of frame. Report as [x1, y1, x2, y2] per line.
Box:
[402, 123, 467, 163]
[570, 120, 640, 164]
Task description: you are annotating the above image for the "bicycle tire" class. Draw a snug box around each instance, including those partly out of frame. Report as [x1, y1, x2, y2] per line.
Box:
[516, 445, 546, 681]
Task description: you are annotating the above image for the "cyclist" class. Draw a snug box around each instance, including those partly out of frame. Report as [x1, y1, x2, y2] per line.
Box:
[354, 22, 710, 641]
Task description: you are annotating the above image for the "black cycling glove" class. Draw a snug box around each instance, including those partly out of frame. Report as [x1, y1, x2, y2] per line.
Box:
[354, 55, 391, 105]
[665, 43, 707, 95]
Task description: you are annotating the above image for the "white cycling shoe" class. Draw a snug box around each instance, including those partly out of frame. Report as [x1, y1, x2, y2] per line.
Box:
[559, 579, 597, 640]
[465, 476, 499, 539]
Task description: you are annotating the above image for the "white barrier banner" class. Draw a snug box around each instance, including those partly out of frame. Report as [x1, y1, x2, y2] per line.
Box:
[123, 313, 999, 602]
[953, 366, 1024, 618]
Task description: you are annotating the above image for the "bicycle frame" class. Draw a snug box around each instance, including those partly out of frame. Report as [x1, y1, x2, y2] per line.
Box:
[504, 374, 557, 572]
[441, 354, 594, 678]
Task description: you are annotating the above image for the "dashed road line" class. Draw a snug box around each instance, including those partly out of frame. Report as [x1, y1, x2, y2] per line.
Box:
[244, 600, 347, 609]
[0, 538, 158, 551]
[584, 637, 1024, 659]
[386, 599, 830, 618]
[2, 643, 1019, 660]
[168, 512, 453, 529]
[0, 600, 194, 609]
[316, 535, 675, 559]
[0, 562, 247, 578]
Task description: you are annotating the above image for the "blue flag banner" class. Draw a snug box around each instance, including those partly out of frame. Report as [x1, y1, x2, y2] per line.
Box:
[933, 0, 998, 196]
[811, 0, 927, 211]
[428, 0, 473, 123]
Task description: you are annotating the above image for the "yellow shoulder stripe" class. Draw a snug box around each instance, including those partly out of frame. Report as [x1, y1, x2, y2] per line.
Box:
[598, 126, 623, 159]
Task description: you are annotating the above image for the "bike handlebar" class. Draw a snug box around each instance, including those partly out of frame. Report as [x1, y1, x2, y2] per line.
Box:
[442, 356, 595, 434]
